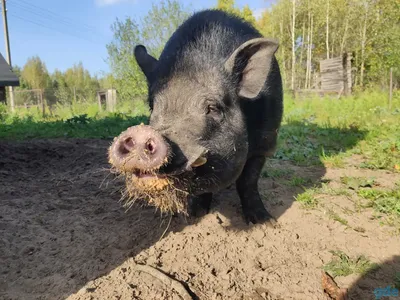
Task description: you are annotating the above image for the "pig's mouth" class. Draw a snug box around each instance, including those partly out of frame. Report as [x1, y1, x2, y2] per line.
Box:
[130, 151, 208, 180]
[132, 169, 167, 179]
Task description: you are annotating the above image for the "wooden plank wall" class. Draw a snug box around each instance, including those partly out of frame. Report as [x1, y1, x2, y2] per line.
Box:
[106, 89, 117, 112]
[320, 57, 344, 92]
[319, 53, 352, 95]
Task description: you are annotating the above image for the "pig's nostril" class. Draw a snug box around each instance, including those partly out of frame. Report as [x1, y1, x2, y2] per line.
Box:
[124, 137, 135, 149]
[145, 139, 156, 154]
[119, 137, 135, 155]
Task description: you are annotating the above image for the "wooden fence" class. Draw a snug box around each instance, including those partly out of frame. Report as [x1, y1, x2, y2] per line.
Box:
[294, 53, 353, 99]
[320, 53, 352, 96]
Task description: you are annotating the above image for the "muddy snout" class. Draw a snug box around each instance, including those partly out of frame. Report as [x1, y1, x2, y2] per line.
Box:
[108, 124, 169, 173]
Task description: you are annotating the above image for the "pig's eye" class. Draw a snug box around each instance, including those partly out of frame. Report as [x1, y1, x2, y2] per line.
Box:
[206, 104, 219, 115]
[205, 103, 223, 122]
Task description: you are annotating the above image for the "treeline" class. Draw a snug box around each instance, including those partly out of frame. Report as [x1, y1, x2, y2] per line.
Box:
[11, 0, 399, 107]
[257, 0, 400, 90]
[12, 57, 103, 106]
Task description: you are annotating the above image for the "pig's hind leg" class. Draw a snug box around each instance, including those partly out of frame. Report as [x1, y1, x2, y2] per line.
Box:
[236, 156, 276, 225]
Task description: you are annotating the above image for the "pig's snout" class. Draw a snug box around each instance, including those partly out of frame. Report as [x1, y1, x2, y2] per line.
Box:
[109, 124, 169, 172]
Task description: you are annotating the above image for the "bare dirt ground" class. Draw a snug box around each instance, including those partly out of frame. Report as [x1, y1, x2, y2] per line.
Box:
[1, 139, 399, 300]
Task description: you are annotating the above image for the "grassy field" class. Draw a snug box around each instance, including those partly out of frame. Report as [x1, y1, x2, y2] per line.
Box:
[0, 99, 150, 140]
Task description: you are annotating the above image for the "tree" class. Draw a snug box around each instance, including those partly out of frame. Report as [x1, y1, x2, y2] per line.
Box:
[325, 0, 330, 59]
[363, 0, 400, 87]
[106, 17, 146, 102]
[216, 0, 240, 15]
[241, 5, 256, 25]
[21, 56, 50, 90]
[106, 0, 190, 102]
[141, 0, 190, 58]
[48, 63, 100, 105]
[256, 0, 292, 86]
[291, 0, 296, 90]
[12, 65, 29, 90]
[98, 73, 116, 89]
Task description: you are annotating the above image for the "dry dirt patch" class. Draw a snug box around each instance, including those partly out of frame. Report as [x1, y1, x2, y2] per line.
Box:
[0, 139, 399, 300]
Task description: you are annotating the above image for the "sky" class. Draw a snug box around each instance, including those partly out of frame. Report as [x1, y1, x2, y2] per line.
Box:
[0, 0, 272, 77]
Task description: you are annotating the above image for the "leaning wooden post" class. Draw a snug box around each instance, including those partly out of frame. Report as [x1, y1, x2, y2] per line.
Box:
[389, 67, 393, 110]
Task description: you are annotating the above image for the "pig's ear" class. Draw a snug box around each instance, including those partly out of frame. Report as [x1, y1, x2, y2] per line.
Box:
[225, 38, 279, 99]
[134, 45, 158, 81]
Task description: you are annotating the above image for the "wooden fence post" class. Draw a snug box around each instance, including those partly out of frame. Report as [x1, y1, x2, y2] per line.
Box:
[97, 92, 102, 111]
[73, 87, 77, 106]
[389, 67, 393, 110]
[40, 89, 45, 118]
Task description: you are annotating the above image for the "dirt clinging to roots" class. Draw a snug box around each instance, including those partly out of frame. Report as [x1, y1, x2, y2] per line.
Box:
[122, 173, 190, 215]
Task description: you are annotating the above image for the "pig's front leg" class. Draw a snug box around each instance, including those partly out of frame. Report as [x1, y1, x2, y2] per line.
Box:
[236, 156, 276, 225]
[188, 193, 213, 218]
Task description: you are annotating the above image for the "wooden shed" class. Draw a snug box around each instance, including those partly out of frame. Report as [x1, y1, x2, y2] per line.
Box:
[319, 53, 352, 96]
[0, 52, 20, 104]
[97, 88, 117, 112]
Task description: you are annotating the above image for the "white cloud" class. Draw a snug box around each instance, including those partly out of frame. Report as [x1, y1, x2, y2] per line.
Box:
[253, 8, 267, 20]
[95, 0, 135, 7]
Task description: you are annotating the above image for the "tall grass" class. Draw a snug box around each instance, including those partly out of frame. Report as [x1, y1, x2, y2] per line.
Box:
[275, 90, 400, 170]
[0, 99, 150, 139]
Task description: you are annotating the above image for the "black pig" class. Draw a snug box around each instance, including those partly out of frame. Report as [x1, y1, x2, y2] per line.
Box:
[108, 9, 283, 224]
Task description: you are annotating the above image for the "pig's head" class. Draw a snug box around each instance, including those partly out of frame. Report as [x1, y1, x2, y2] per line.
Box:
[108, 38, 279, 215]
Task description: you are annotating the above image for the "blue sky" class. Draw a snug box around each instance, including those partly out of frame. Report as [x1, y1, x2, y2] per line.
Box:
[0, 0, 272, 77]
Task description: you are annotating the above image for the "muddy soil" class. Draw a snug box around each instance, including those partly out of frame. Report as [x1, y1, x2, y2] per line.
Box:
[0, 139, 399, 300]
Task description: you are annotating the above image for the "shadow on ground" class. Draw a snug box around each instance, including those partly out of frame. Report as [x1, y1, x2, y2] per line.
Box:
[347, 255, 400, 300]
[0, 117, 368, 299]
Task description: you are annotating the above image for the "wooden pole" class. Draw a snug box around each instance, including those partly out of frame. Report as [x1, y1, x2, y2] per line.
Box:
[97, 92, 102, 111]
[1, 0, 15, 112]
[41, 89, 45, 118]
[389, 67, 393, 110]
[73, 87, 76, 106]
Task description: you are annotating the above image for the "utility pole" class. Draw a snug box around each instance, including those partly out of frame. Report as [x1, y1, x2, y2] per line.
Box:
[1, 0, 15, 112]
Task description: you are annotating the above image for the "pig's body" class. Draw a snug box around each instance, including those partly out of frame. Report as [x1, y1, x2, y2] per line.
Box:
[109, 9, 283, 224]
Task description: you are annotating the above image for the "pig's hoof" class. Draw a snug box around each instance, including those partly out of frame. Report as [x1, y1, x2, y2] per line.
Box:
[243, 206, 277, 226]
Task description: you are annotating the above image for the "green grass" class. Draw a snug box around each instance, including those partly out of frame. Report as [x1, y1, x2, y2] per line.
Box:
[275, 90, 400, 170]
[261, 166, 293, 179]
[294, 187, 319, 208]
[327, 209, 349, 226]
[287, 175, 312, 187]
[357, 188, 400, 217]
[323, 250, 379, 278]
[0, 113, 149, 140]
[319, 182, 352, 197]
[294, 182, 354, 209]
[340, 176, 376, 190]
[0, 100, 150, 140]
